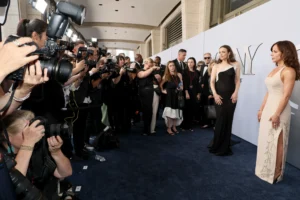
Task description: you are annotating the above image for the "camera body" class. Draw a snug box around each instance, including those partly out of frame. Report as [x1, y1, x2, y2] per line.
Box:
[29, 116, 69, 138]
[123, 67, 137, 73]
[3, 1, 87, 83]
[59, 40, 74, 52]
[4, 34, 73, 84]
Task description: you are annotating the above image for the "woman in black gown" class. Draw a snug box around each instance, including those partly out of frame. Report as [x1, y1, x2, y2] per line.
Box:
[182, 57, 201, 131]
[208, 45, 241, 156]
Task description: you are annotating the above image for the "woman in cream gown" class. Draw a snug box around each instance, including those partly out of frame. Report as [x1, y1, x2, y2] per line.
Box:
[255, 41, 300, 184]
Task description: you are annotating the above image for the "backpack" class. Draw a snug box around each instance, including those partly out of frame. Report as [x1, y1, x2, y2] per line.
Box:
[92, 129, 120, 151]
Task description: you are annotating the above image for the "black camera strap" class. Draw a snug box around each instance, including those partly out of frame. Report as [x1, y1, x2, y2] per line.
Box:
[0, 81, 19, 114]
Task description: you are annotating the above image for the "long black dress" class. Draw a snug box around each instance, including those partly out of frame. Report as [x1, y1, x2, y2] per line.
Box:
[182, 70, 201, 129]
[209, 66, 236, 156]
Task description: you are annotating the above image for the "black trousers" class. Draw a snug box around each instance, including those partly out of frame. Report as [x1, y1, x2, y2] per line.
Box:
[85, 105, 104, 143]
[139, 88, 153, 134]
[200, 94, 209, 125]
[73, 103, 88, 155]
[183, 97, 197, 129]
[108, 98, 131, 134]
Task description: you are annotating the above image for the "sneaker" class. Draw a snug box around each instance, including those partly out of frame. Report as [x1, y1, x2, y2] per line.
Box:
[84, 143, 94, 151]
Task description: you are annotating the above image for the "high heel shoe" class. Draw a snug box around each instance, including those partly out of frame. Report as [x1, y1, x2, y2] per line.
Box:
[171, 127, 179, 134]
[273, 171, 282, 184]
[167, 130, 174, 136]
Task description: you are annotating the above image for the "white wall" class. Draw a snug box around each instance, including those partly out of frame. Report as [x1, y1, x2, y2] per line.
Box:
[1, 0, 20, 39]
[153, 0, 300, 168]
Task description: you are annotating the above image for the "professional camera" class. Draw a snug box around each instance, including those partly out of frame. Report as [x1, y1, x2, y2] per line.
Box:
[4, 1, 86, 83]
[98, 48, 107, 58]
[1, 153, 45, 200]
[4, 35, 73, 84]
[123, 67, 137, 73]
[29, 116, 69, 138]
[76, 46, 87, 61]
[59, 40, 74, 52]
[76, 47, 97, 69]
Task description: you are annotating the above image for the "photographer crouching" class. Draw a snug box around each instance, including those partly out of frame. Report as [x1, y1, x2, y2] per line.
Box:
[0, 110, 72, 199]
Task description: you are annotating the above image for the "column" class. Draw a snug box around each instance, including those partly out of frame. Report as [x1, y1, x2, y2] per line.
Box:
[182, 0, 211, 40]
[151, 28, 161, 55]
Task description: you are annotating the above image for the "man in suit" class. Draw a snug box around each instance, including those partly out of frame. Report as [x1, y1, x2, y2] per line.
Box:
[173, 49, 187, 74]
[154, 56, 166, 77]
[134, 54, 144, 70]
[200, 52, 212, 128]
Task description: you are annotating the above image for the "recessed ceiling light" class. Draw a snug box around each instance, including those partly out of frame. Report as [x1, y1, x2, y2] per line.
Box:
[99, 4, 102, 6]
[115, 10, 118, 12]
[131, 6, 135, 8]
[116, 0, 119, 1]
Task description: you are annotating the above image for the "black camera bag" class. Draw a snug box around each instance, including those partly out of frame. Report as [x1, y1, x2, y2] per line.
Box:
[92, 129, 120, 151]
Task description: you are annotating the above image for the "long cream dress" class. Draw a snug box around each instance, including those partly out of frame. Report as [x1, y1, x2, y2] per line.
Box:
[255, 67, 291, 184]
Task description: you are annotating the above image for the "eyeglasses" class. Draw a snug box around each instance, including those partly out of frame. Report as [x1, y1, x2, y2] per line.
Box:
[204, 57, 211, 60]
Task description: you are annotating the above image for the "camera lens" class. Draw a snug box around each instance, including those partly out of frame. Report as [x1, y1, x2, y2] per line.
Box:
[40, 58, 73, 84]
[10, 169, 43, 200]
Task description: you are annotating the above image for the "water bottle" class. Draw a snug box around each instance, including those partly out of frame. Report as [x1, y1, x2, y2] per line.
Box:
[95, 155, 106, 162]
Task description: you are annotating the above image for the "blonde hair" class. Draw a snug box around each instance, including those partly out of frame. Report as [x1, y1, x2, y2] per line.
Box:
[0, 110, 34, 139]
[143, 58, 154, 65]
[208, 59, 217, 75]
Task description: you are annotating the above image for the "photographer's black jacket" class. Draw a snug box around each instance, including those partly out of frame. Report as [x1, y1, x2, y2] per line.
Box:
[22, 80, 65, 123]
[71, 73, 91, 105]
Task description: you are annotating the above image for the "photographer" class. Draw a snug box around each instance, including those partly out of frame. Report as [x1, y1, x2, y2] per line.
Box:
[0, 37, 49, 116]
[70, 46, 100, 158]
[18, 18, 65, 121]
[137, 58, 160, 135]
[110, 56, 131, 134]
[0, 110, 72, 199]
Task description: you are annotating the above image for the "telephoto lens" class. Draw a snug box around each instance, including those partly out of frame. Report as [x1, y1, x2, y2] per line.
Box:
[39, 58, 73, 84]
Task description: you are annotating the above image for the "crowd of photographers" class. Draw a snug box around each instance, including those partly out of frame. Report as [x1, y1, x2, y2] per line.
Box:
[0, 10, 216, 199]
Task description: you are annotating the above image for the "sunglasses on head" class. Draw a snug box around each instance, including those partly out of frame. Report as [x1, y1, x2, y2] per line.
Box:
[204, 57, 211, 59]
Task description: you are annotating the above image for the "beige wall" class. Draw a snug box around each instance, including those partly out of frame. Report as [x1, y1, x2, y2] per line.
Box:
[1, 0, 20, 39]
[137, 0, 212, 58]
[1, 0, 42, 40]
[182, 0, 211, 40]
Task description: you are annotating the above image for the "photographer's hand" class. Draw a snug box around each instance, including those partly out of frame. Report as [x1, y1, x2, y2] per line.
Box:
[47, 136, 63, 154]
[0, 37, 38, 83]
[14, 120, 45, 176]
[22, 120, 45, 146]
[72, 60, 86, 76]
[49, 136, 73, 179]
[22, 61, 49, 89]
[89, 67, 100, 75]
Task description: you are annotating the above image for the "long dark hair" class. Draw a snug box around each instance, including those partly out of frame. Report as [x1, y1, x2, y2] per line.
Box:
[217, 45, 236, 64]
[271, 41, 300, 80]
[164, 61, 178, 82]
[16, 19, 47, 38]
[187, 57, 197, 71]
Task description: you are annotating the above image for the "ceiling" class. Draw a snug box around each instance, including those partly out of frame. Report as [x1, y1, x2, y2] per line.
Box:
[68, 0, 180, 50]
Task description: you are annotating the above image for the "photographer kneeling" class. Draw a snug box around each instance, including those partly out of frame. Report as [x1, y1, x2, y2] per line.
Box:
[0, 110, 72, 199]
